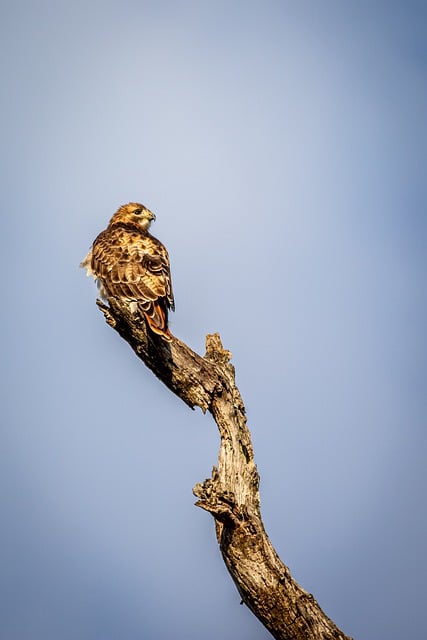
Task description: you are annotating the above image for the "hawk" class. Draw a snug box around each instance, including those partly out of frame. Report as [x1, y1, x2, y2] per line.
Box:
[81, 202, 174, 341]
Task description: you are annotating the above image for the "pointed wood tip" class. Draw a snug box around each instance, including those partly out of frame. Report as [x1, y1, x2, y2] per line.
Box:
[205, 333, 232, 364]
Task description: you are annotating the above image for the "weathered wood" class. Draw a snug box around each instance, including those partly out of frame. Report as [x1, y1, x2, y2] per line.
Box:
[95, 298, 352, 640]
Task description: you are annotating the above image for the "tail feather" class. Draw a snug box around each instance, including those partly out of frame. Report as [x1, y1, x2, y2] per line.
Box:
[143, 302, 173, 342]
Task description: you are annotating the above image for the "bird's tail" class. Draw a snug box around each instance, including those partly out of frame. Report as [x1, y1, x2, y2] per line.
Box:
[143, 303, 173, 342]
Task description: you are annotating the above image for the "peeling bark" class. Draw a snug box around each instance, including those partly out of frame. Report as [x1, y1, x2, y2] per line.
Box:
[95, 298, 352, 640]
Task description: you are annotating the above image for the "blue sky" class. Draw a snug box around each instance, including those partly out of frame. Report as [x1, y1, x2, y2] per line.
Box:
[1, 2, 426, 638]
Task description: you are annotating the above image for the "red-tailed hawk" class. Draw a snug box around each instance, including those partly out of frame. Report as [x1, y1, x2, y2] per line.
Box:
[81, 202, 174, 341]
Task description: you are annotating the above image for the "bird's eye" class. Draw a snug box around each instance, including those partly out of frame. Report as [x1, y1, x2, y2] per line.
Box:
[133, 208, 143, 215]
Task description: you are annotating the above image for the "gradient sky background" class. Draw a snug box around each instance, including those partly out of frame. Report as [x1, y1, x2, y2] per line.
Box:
[1, 2, 426, 639]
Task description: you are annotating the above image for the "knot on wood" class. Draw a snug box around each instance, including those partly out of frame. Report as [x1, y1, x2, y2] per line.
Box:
[193, 468, 239, 524]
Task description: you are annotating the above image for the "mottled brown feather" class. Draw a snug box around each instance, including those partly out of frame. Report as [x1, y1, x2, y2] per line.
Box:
[82, 202, 174, 340]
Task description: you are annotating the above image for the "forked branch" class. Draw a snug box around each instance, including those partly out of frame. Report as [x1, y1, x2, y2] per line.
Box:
[96, 298, 352, 640]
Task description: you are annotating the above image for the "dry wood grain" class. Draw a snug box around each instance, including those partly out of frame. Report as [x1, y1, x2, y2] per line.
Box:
[95, 298, 352, 640]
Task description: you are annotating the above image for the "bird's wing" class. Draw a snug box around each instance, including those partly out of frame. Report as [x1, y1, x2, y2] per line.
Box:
[91, 228, 173, 309]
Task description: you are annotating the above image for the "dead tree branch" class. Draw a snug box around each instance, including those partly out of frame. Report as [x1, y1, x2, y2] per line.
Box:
[95, 298, 352, 640]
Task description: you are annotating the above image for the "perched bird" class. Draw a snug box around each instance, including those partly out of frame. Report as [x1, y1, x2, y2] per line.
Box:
[81, 202, 174, 341]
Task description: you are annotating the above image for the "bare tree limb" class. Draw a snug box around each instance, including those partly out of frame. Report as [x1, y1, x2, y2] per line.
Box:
[96, 298, 352, 640]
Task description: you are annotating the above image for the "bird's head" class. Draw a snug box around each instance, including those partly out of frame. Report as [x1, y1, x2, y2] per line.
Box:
[109, 202, 156, 231]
